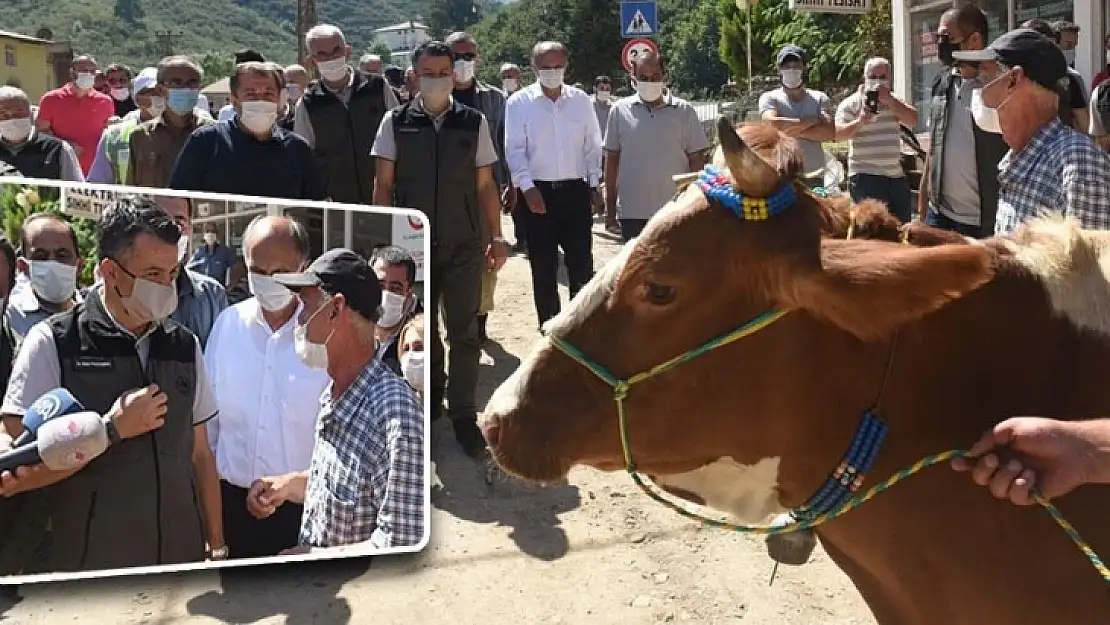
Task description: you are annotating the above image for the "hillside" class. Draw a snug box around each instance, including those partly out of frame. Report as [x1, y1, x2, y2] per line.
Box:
[0, 0, 428, 70]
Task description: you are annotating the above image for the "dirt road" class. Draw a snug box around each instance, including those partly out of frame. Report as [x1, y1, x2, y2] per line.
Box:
[0, 216, 876, 624]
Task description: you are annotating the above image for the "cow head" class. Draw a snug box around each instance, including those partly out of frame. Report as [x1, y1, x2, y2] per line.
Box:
[480, 119, 994, 522]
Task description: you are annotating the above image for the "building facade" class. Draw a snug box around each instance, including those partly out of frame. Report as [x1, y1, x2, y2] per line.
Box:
[1, 29, 72, 102]
[892, 0, 1098, 134]
[373, 20, 431, 66]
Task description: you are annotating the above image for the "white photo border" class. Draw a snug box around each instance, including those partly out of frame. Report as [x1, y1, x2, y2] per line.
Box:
[0, 176, 433, 585]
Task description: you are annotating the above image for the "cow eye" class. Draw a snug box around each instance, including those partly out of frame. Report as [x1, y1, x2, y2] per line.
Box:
[641, 281, 676, 306]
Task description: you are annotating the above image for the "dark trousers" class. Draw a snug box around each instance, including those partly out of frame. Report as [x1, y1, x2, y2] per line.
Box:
[511, 201, 528, 248]
[849, 174, 912, 223]
[924, 204, 983, 238]
[221, 480, 303, 558]
[619, 218, 650, 243]
[430, 241, 484, 418]
[524, 180, 595, 326]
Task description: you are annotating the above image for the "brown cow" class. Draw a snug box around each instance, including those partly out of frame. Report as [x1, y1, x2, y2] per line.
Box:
[480, 118, 1110, 624]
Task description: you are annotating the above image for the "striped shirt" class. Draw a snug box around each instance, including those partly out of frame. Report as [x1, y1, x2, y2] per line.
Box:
[835, 92, 904, 179]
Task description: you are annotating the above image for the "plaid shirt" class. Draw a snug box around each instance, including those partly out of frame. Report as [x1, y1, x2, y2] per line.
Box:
[995, 118, 1110, 235]
[299, 358, 425, 549]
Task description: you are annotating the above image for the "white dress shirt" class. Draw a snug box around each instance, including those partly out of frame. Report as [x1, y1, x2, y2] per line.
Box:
[504, 82, 603, 191]
[204, 297, 330, 489]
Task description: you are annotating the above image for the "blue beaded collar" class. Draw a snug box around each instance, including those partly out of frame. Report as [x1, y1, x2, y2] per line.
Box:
[695, 165, 797, 221]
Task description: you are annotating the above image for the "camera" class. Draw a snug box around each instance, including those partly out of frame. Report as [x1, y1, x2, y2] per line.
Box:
[865, 89, 879, 114]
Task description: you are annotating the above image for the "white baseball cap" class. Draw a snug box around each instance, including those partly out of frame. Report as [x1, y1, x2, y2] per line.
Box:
[132, 67, 159, 94]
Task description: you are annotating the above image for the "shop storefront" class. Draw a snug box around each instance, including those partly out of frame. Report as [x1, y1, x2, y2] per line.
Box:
[891, 0, 1099, 136]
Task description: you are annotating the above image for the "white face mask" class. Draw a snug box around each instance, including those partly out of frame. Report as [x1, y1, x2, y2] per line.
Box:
[0, 117, 32, 143]
[378, 291, 408, 327]
[144, 96, 166, 118]
[177, 235, 189, 261]
[502, 78, 519, 93]
[781, 69, 804, 89]
[239, 101, 278, 133]
[248, 272, 294, 312]
[75, 73, 96, 90]
[595, 89, 611, 103]
[454, 60, 476, 83]
[28, 260, 77, 304]
[294, 302, 333, 371]
[420, 76, 454, 104]
[121, 275, 178, 323]
[634, 81, 664, 102]
[400, 350, 425, 392]
[110, 87, 130, 101]
[864, 78, 889, 91]
[537, 68, 565, 89]
[970, 89, 1002, 134]
[317, 58, 349, 82]
[287, 85, 303, 101]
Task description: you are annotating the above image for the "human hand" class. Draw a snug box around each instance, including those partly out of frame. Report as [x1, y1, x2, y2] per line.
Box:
[247, 474, 296, 519]
[486, 240, 508, 271]
[876, 84, 893, 106]
[591, 189, 604, 216]
[522, 188, 546, 215]
[951, 417, 1103, 505]
[0, 464, 46, 498]
[109, 385, 168, 439]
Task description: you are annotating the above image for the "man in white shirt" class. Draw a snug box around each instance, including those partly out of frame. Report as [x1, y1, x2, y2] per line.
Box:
[504, 40, 604, 330]
[204, 214, 330, 558]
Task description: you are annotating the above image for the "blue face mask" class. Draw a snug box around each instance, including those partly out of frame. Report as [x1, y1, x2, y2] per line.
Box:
[166, 88, 199, 114]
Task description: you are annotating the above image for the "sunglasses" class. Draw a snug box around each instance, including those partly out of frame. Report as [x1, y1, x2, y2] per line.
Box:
[455, 52, 477, 62]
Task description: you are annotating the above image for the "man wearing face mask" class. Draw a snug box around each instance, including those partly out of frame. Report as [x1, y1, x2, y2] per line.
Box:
[279, 65, 311, 132]
[1022, 20, 1088, 133]
[154, 196, 229, 349]
[603, 51, 710, 242]
[500, 63, 522, 96]
[834, 57, 918, 223]
[593, 76, 613, 138]
[35, 55, 115, 176]
[105, 63, 138, 119]
[248, 248, 425, 552]
[188, 224, 237, 288]
[170, 62, 327, 200]
[499, 63, 528, 252]
[218, 49, 267, 123]
[369, 245, 423, 376]
[127, 56, 215, 189]
[295, 24, 399, 207]
[0, 197, 227, 571]
[953, 28, 1110, 234]
[6, 213, 83, 344]
[88, 68, 164, 185]
[384, 65, 408, 104]
[203, 215, 329, 558]
[505, 40, 604, 331]
[758, 45, 835, 181]
[916, 4, 1009, 238]
[371, 40, 508, 456]
[0, 87, 84, 182]
[359, 54, 384, 76]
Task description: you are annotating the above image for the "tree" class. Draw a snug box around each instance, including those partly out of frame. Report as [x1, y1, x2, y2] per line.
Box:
[658, 0, 731, 98]
[198, 52, 234, 86]
[427, 0, 483, 39]
[114, 0, 145, 24]
[369, 41, 394, 61]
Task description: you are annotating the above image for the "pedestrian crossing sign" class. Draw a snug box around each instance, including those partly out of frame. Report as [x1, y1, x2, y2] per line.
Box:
[620, 1, 658, 39]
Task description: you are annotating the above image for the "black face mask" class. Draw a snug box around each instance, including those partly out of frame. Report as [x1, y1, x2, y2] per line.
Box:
[937, 40, 959, 67]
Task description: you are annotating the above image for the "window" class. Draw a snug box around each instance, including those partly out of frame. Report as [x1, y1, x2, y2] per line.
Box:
[1015, 0, 1073, 25]
[910, 7, 950, 133]
[4, 45, 15, 67]
[325, 208, 345, 250]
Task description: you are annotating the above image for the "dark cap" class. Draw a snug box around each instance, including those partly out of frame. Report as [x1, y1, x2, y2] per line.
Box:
[273, 248, 382, 322]
[951, 28, 1068, 91]
[776, 44, 807, 65]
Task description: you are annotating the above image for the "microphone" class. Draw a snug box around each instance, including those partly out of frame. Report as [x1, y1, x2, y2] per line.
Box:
[11, 388, 86, 448]
[0, 411, 110, 474]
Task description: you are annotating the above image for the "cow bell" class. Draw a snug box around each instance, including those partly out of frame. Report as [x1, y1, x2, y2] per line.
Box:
[764, 513, 817, 566]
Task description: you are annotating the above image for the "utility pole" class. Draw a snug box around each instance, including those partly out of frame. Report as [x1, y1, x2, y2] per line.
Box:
[154, 29, 184, 57]
[296, 0, 318, 64]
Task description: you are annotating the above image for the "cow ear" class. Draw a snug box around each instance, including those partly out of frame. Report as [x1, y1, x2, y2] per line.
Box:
[784, 239, 995, 341]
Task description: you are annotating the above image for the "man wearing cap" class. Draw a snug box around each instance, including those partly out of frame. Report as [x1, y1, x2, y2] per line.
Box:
[953, 28, 1110, 234]
[246, 249, 425, 552]
[87, 67, 163, 185]
[758, 44, 835, 181]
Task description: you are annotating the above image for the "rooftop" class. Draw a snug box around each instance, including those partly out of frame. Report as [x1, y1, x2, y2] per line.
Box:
[374, 21, 428, 32]
[0, 29, 53, 45]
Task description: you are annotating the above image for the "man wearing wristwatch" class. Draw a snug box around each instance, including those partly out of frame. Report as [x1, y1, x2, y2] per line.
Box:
[371, 40, 508, 458]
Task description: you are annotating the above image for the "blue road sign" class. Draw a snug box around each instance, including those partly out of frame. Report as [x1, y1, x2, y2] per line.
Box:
[620, 1, 658, 39]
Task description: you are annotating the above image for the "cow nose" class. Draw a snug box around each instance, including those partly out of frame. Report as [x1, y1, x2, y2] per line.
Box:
[478, 413, 502, 449]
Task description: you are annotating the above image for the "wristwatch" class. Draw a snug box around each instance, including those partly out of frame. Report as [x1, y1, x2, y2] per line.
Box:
[209, 545, 229, 560]
[491, 236, 508, 246]
[102, 415, 122, 445]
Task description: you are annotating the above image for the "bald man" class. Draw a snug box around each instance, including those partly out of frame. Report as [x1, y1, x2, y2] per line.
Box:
[203, 214, 329, 558]
[281, 65, 311, 131]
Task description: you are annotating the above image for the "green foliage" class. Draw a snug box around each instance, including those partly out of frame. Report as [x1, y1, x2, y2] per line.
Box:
[0, 184, 97, 286]
[113, 0, 145, 24]
[426, 0, 482, 39]
[198, 52, 234, 84]
[658, 0, 730, 98]
[369, 41, 395, 60]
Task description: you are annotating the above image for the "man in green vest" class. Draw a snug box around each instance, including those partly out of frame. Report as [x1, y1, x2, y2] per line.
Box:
[87, 68, 164, 185]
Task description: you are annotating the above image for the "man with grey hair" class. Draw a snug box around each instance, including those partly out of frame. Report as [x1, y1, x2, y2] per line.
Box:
[505, 40, 603, 330]
[500, 62, 521, 95]
[127, 55, 215, 189]
[279, 64, 311, 131]
[954, 28, 1110, 234]
[359, 53, 383, 76]
[295, 24, 399, 205]
[203, 214, 329, 558]
[834, 56, 917, 222]
[0, 86, 83, 181]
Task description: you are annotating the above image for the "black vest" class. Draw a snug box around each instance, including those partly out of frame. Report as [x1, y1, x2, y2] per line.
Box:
[0, 133, 64, 180]
[301, 69, 387, 204]
[46, 295, 205, 572]
[391, 100, 483, 249]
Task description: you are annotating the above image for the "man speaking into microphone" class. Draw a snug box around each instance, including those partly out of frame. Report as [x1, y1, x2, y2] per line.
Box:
[0, 197, 226, 573]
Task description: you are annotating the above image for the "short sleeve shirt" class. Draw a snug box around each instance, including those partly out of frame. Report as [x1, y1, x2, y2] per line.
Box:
[371, 98, 498, 168]
[37, 84, 115, 174]
[758, 87, 832, 174]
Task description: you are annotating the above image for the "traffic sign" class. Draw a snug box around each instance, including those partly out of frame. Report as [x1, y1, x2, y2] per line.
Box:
[621, 37, 659, 73]
[621, 1, 658, 39]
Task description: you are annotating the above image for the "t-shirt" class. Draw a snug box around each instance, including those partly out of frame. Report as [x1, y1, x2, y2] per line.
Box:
[168, 118, 327, 200]
[36, 84, 116, 175]
[757, 87, 832, 175]
[834, 92, 905, 178]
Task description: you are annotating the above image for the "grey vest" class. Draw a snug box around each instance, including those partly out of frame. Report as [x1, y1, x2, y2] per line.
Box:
[391, 100, 483, 249]
[46, 295, 205, 572]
